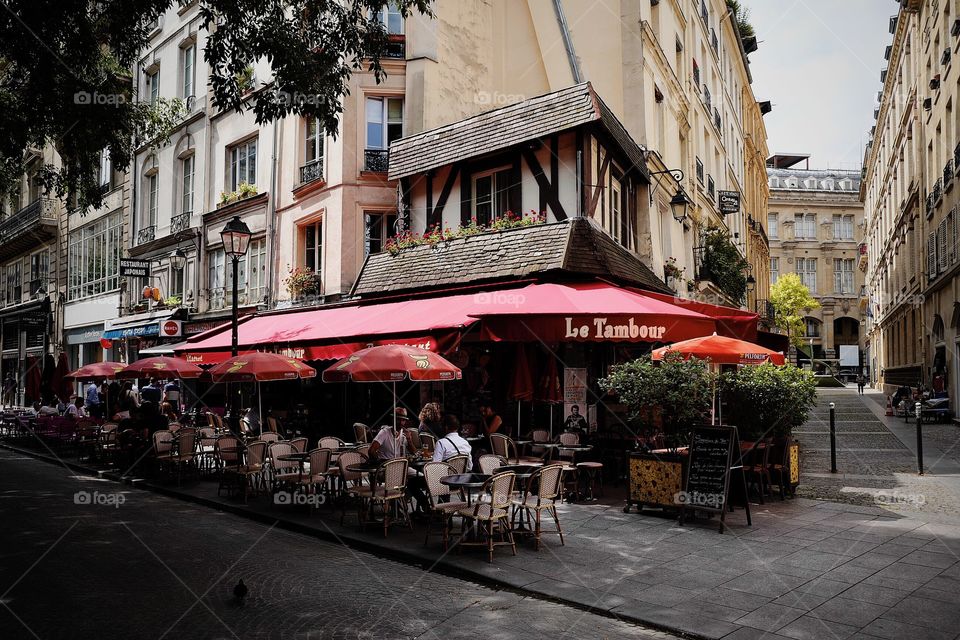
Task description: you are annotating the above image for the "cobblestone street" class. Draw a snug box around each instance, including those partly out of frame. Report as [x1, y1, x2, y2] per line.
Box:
[0, 451, 677, 640]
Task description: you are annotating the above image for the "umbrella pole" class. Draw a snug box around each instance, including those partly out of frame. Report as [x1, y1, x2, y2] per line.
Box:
[392, 381, 397, 430]
[517, 400, 521, 440]
[258, 381, 262, 435]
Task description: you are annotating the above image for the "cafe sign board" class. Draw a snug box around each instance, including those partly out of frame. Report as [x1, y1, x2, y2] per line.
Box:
[718, 190, 740, 215]
[119, 258, 150, 277]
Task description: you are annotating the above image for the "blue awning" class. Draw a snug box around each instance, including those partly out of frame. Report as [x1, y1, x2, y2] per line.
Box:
[103, 309, 181, 340]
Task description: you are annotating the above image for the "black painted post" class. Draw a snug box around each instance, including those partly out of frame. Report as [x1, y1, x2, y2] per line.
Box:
[916, 402, 924, 475]
[829, 402, 837, 473]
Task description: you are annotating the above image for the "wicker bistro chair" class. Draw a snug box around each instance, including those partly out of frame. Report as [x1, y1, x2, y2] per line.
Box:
[294, 448, 333, 507]
[530, 429, 551, 458]
[368, 457, 413, 537]
[512, 464, 566, 550]
[170, 428, 198, 485]
[446, 454, 469, 474]
[197, 428, 218, 474]
[259, 432, 281, 444]
[152, 430, 175, 473]
[269, 442, 299, 494]
[479, 454, 507, 475]
[743, 441, 773, 503]
[97, 424, 120, 463]
[419, 433, 437, 451]
[353, 422, 370, 443]
[422, 461, 469, 550]
[489, 433, 512, 460]
[404, 428, 422, 450]
[337, 450, 371, 525]
[319, 436, 345, 449]
[227, 440, 267, 503]
[289, 437, 308, 453]
[457, 471, 518, 563]
[215, 435, 241, 497]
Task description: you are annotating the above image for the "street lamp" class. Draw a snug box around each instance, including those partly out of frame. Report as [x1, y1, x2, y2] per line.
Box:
[220, 216, 252, 358]
[745, 274, 756, 293]
[669, 188, 691, 223]
[169, 247, 187, 272]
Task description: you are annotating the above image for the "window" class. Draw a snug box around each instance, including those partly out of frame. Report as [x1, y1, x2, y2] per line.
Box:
[67, 212, 122, 300]
[373, 2, 404, 34]
[169, 263, 184, 300]
[834, 258, 855, 294]
[304, 222, 322, 274]
[99, 150, 112, 190]
[610, 174, 630, 248]
[229, 138, 258, 191]
[768, 176, 780, 188]
[365, 211, 397, 256]
[247, 238, 267, 304]
[147, 70, 159, 106]
[365, 96, 403, 150]
[207, 249, 226, 310]
[833, 214, 854, 240]
[770, 257, 779, 284]
[803, 177, 818, 189]
[5, 261, 21, 305]
[768, 213, 778, 238]
[474, 168, 511, 226]
[181, 43, 195, 99]
[796, 257, 817, 292]
[795, 213, 816, 239]
[146, 174, 158, 227]
[29, 251, 48, 294]
[181, 155, 194, 215]
[305, 118, 323, 164]
[804, 318, 821, 337]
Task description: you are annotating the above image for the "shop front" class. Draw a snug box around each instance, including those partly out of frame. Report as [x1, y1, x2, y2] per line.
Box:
[0, 302, 49, 406]
[103, 308, 188, 362]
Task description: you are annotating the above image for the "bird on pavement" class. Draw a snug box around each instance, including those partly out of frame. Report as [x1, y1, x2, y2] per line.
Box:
[233, 579, 248, 603]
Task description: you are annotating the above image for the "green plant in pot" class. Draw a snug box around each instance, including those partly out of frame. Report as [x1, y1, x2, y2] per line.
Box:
[719, 363, 817, 442]
[599, 351, 715, 451]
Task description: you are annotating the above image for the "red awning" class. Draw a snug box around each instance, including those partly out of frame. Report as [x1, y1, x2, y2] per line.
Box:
[178, 281, 718, 363]
[474, 282, 716, 343]
[639, 290, 759, 342]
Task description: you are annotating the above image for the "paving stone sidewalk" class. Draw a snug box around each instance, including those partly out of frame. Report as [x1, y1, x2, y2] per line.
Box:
[4, 389, 960, 640]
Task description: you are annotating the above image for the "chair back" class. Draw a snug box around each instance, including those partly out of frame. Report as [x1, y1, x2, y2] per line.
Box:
[479, 454, 506, 475]
[265, 416, 280, 433]
[353, 422, 369, 443]
[307, 448, 332, 477]
[559, 432, 579, 446]
[259, 432, 280, 443]
[215, 435, 240, 463]
[489, 433, 510, 458]
[176, 428, 197, 458]
[379, 457, 409, 492]
[169, 422, 182, 433]
[245, 441, 267, 468]
[319, 436, 344, 449]
[531, 464, 565, 503]
[484, 471, 516, 510]
[269, 442, 296, 472]
[404, 428, 422, 450]
[419, 433, 437, 450]
[355, 444, 371, 459]
[153, 430, 174, 455]
[423, 461, 455, 504]
[532, 429, 550, 443]
[199, 427, 216, 439]
[446, 454, 469, 474]
[338, 450, 364, 484]
[289, 437, 308, 453]
[206, 413, 217, 429]
[100, 422, 118, 434]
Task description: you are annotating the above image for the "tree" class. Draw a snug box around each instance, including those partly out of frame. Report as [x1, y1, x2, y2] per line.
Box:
[770, 273, 820, 348]
[0, 0, 433, 211]
[698, 226, 750, 304]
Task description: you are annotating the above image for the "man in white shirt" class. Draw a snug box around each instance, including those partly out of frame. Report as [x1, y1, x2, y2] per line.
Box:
[368, 422, 414, 461]
[432, 415, 472, 472]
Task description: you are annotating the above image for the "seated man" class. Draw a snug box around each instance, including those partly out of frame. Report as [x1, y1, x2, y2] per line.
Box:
[65, 396, 87, 419]
[432, 414, 473, 472]
[38, 398, 60, 416]
[367, 419, 414, 461]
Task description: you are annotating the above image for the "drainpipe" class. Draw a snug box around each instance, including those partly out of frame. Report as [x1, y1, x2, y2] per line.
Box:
[551, 0, 583, 83]
[266, 117, 279, 309]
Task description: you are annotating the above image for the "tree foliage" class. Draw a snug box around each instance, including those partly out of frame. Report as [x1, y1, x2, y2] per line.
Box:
[698, 226, 750, 304]
[0, 0, 433, 211]
[598, 351, 715, 447]
[720, 363, 817, 440]
[770, 273, 820, 347]
[726, 0, 755, 40]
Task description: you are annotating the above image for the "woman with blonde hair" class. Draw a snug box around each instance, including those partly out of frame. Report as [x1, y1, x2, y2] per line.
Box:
[418, 402, 442, 437]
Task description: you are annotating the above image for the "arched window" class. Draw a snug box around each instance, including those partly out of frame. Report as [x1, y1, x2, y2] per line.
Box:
[933, 314, 945, 342]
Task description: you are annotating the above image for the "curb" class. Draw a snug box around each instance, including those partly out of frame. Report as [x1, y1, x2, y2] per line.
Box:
[1, 441, 710, 640]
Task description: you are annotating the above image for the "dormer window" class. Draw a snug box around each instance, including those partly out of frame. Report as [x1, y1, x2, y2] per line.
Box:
[803, 177, 818, 189]
[821, 179, 835, 190]
[785, 177, 798, 188]
[839, 178, 853, 190]
[768, 176, 780, 188]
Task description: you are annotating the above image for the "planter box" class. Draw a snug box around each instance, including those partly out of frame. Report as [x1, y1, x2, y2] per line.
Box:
[625, 451, 686, 513]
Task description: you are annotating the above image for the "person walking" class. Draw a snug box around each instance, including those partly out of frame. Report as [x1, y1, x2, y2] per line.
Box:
[856, 371, 866, 395]
[3, 373, 16, 408]
[85, 379, 102, 419]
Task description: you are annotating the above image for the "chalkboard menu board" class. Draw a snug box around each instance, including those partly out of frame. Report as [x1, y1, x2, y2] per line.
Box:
[679, 425, 748, 533]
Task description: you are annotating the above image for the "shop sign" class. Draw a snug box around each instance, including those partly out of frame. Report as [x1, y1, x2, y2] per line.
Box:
[119, 259, 150, 277]
[563, 367, 588, 432]
[159, 320, 182, 338]
[718, 190, 740, 214]
[564, 317, 667, 341]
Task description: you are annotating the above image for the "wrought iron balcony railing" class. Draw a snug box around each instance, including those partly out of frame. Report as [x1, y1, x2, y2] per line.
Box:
[170, 213, 191, 235]
[0, 198, 56, 243]
[755, 299, 775, 321]
[364, 149, 389, 172]
[137, 225, 156, 245]
[299, 158, 324, 185]
[383, 38, 406, 59]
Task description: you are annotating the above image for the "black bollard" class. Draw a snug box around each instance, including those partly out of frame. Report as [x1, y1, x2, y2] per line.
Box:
[916, 402, 924, 475]
[829, 402, 837, 473]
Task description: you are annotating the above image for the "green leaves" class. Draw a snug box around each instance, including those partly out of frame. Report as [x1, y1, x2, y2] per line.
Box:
[720, 363, 816, 440]
[698, 227, 750, 304]
[770, 274, 820, 347]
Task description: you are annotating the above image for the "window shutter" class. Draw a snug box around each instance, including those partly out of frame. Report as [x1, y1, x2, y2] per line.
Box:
[938, 220, 948, 272]
[928, 231, 937, 276]
[949, 210, 958, 265]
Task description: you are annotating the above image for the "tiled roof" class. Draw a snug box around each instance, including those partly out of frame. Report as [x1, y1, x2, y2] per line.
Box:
[388, 82, 648, 181]
[351, 218, 669, 298]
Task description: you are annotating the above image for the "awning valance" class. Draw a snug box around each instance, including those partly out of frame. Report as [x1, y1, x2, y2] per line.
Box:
[103, 309, 182, 340]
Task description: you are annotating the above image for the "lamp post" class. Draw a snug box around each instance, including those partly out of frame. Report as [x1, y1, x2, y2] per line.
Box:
[35, 285, 52, 399]
[220, 216, 251, 429]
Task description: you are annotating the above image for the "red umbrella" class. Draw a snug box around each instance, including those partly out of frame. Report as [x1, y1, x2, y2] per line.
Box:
[322, 345, 461, 383]
[323, 345, 461, 430]
[207, 352, 317, 382]
[118, 356, 203, 379]
[54, 352, 72, 401]
[66, 361, 126, 381]
[508, 345, 534, 439]
[25, 357, 41, 403]
[535, 354, 562, 438]
[651, 333, 786, 365]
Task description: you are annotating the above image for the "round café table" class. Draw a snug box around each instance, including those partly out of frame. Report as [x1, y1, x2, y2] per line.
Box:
[277, 452, 310, 475]
[499, 464, 543, 532]
[440, 473, 489, 505]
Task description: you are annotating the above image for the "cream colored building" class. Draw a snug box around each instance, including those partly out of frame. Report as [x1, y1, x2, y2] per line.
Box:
[767, 160, 865, 366]
[862, 0, 960, 403]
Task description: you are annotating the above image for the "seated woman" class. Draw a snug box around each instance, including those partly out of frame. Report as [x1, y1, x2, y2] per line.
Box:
[160, 402, 179, 423]
[418, 402, 442, 438]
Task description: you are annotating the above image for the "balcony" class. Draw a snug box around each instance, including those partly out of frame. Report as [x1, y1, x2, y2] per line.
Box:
[926, 193, 935, 218]
[383, 37, 406, 59]
[137, 225, 156, 246]
[710, 29, 718, 55]
[170, 213, 191, 235]
[942, 48, 952, 67]
[944, 159, 954, 191]
[0, 198, 57, 262]
[703, 85, 712, 112]
[363, 148, 389, 173]
[713, 107, 722, 134]
[298, 158, 324, 186]
[755, 299, 775, 322]
[954, 142, 960, 169]
[707, 175, 715, 200]
[933, 178, 943, 205]
[857, 242, 868, 272]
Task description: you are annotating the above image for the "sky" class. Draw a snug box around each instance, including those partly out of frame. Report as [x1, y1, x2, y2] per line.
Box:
[743, 0, 893, 171]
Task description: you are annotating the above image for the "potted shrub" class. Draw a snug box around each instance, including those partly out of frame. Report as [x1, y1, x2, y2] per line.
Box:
[599, 352, 714, 512]
[237, 181, 258, 200]
[719, 363, 816, 442]
[284, 266, 321, 301]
